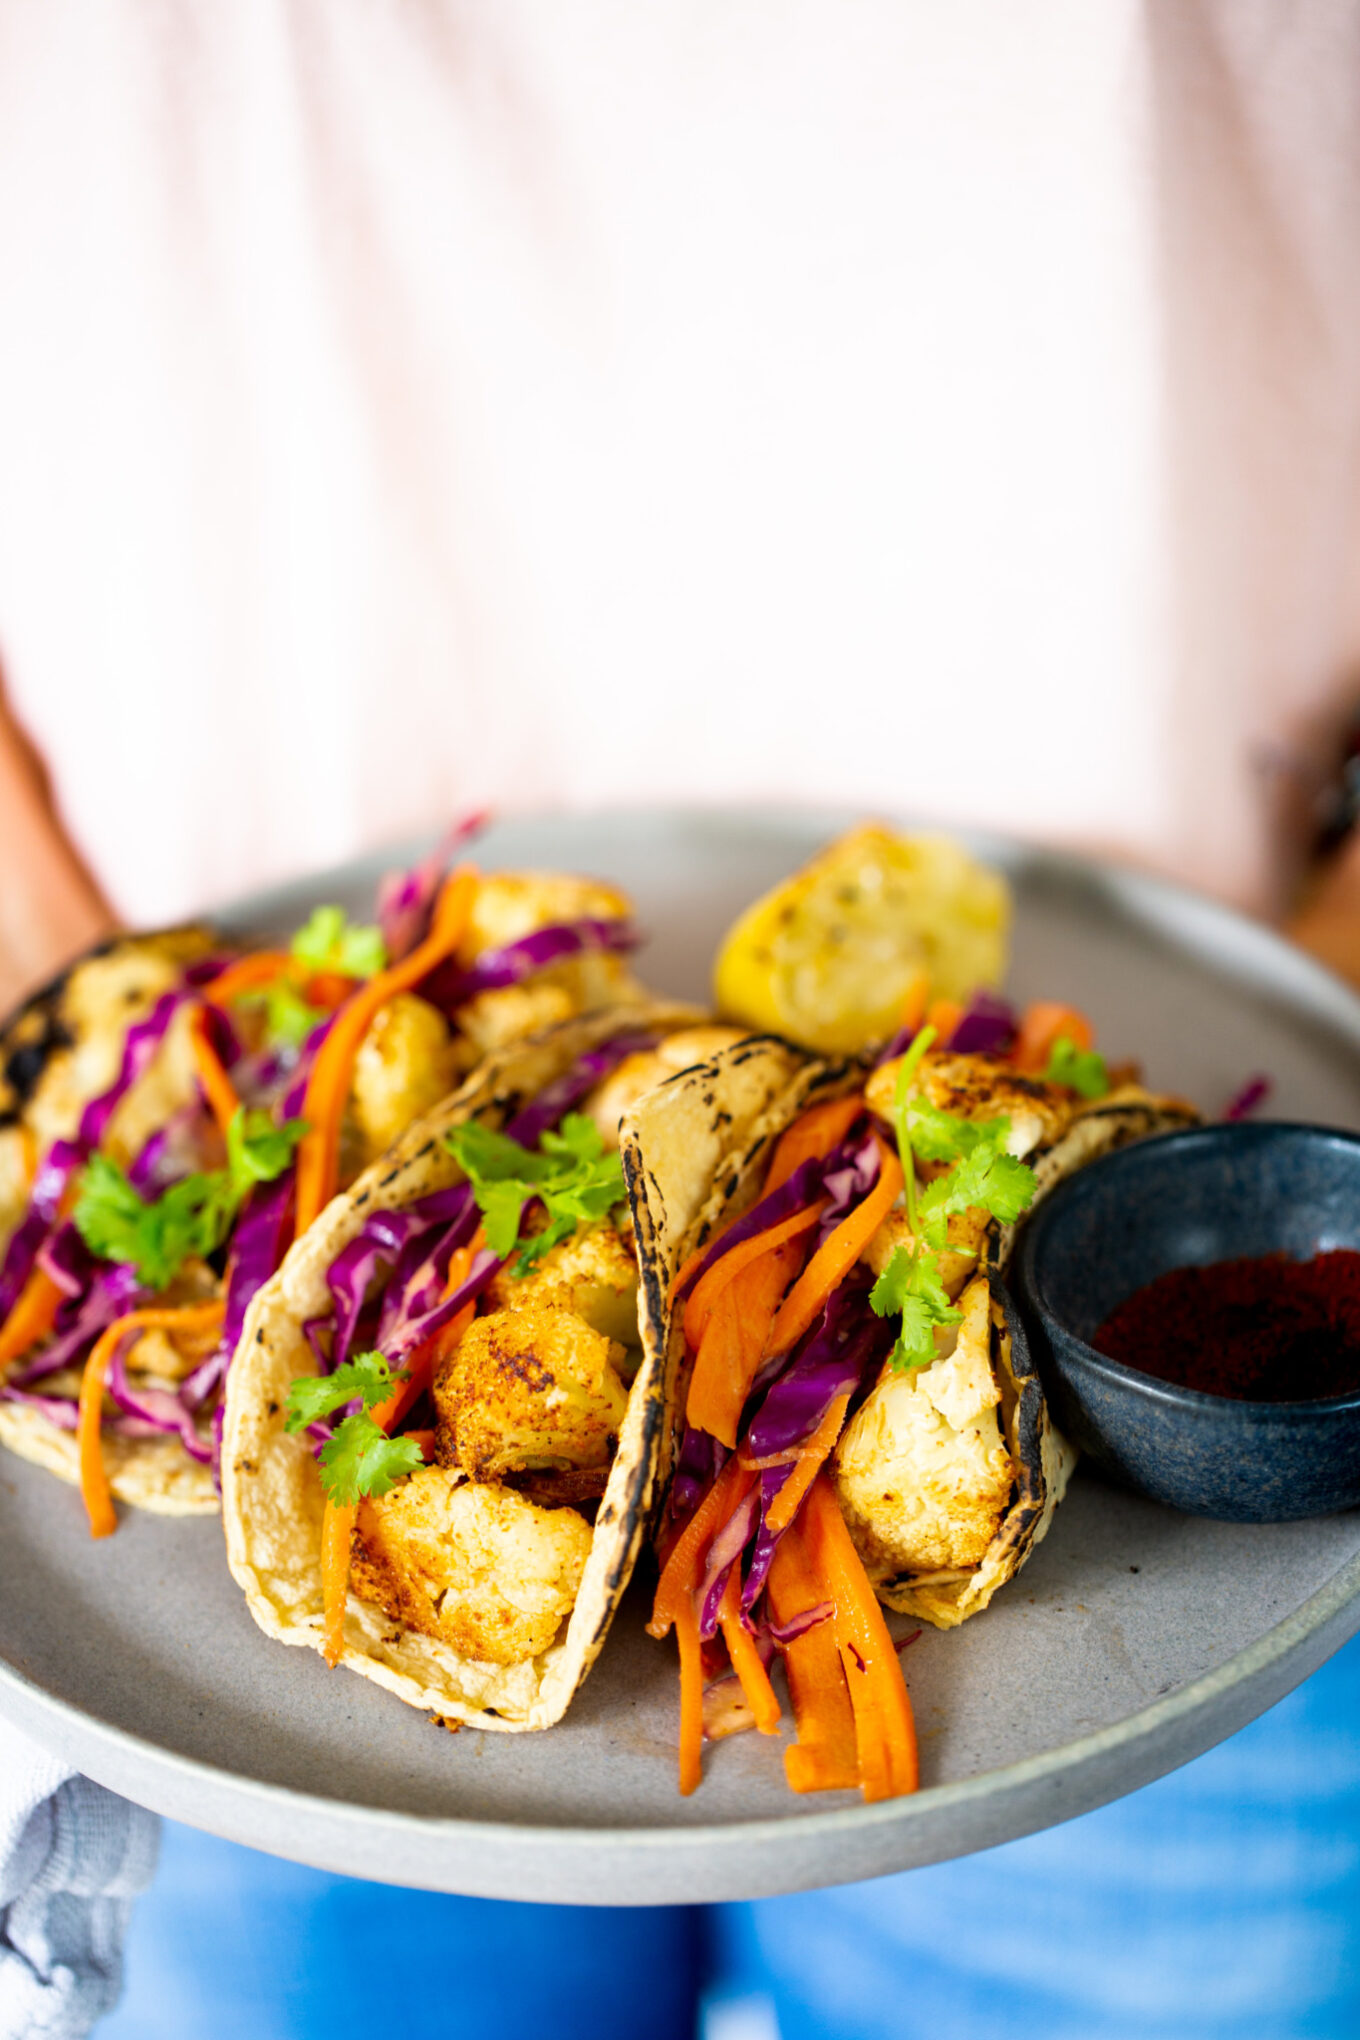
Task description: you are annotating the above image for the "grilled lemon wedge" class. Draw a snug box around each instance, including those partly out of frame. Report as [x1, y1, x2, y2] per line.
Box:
[713, 824, 1010, 1054]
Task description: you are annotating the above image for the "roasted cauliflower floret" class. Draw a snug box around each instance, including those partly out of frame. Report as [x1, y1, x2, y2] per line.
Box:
[435, 1306, 629, 1481]
[458, 981, 577, 1058]
[864, 1051, 1075, 1163]
[350, 992, 458, 1162]
[862, 1204, 990, 1300]
[464, 872, 632, 955]
[457, 872, 641, 1039]
[832, 1276, 1013, 1579]
[583, 1027, 749, 1145]
[27, 943, 206, 1165]
[486, 1221, 640, 1350]
[351, 1467, 591, 1666]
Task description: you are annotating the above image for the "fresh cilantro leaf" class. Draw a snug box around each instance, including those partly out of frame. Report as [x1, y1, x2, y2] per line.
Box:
[226, 1108, 307, 1199]
[916, 1138, 1036, 1247]
[906, 1097, 1011, 1166]
[241, 975, 325, 1050]
[75, 1108, 307, 1290]
[283, 1351, 405, 1434]
[445, 1112, 625, 1272]
[73, 1154, 237, 1290]
[291, 905, 387, 981]
[317, 1412, 424, 1504]
[891, 1023, 936, 1233]
[1043, 1036, 1110, 1100]
[870, 1245, 963, 1372]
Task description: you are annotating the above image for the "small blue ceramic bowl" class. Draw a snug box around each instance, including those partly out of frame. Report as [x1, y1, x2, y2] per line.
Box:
[1012, 1122, 1360, 1521]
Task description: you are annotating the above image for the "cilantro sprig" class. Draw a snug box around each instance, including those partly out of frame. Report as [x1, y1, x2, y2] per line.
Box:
[873, 1026, 1036, 1371]
[283, 1352, 423, 1505]
[73, 1108, 306, 1291]
[444, 1113, 625, 1272]
[291, 905, 387, 981]
[1043, 1035, 1110, 1100]
[241, 975, 326, 1051]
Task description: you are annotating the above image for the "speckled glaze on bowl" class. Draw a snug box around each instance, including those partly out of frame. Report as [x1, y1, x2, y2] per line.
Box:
[1013, 1123, 1360, 1522]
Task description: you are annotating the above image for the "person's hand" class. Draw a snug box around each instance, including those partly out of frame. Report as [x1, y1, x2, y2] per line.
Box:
[0, 675, 116, 1013]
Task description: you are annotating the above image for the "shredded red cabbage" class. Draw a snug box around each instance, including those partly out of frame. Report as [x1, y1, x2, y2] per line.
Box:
[745, 1272, 892, 1463]
[10, 1263, 144, 1387]
[668, 1424, 729, 1529]
[873, 1022, 919, 1068]
[767, 1600, 833, 1645]
[374, 1198, 481, 1352]
[36, 1221, 97, 1300]
[106, 1332, 213, 1464]
[77, 992, 183, 1152]
[0, 1384, 169, 1440]
[325, 1184, 475, 1372]
[697, 1487, 760, 1640]
[670, 1150, 847, 1310]
[1224, 1074, 1272, 1122]
[377, 811, 490, 963]
[0, 1138, 83, 1320]
[384, 1247, 501, 1364]
[948, 990, 1018, 1055]
[421, 918, 641, 1017]
[740, 1464, 793, 1615]
[810, 1132, 881, 1251]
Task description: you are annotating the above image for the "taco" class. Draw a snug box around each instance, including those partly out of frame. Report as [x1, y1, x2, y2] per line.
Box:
[624, 1001, 1197, 1798]
[222, 1009, 745, 1732]
[0, 843, 649, 1529]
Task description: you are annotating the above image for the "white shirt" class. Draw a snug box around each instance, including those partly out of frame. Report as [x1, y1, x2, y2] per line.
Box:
[0, 0, 1357, 924]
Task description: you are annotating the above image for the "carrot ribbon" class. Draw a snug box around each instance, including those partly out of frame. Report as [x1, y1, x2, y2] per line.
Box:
[78, 1300, 226, 1539]
[293, 868, 478, 1238]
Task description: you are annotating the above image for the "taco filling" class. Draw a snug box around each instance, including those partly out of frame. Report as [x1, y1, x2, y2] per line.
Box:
[222, 1016, 744, 1730]
[0, 833, 647, 1529]
[627, 998, 1197, 1802]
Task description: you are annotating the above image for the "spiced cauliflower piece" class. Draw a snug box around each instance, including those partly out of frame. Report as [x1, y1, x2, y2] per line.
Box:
[350, 992, 459, 1162]
[27, 949, 206, 1169]
[351, 1467, 591, 1666]
[486, 1221, 640, 1350]
[863, 1051, 1075, 1165]
[456, 871, 640, 1046]
[582, 1026, 750, 1146]
[435, 1306, 629, 1481]
[832, 1275, 1014, 1579]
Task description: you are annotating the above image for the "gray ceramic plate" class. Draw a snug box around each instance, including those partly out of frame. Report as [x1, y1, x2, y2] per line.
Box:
[1, 807, 1359, 1906]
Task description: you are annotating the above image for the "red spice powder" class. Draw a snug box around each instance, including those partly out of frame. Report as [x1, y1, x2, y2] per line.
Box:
[1093, 1250, 1360, 1403]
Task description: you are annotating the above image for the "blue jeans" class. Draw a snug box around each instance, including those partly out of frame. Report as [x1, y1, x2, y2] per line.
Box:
[98, 1630, 1360, 2040]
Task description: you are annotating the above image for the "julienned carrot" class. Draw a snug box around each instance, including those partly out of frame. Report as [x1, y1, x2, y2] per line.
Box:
[0, 1264, 64, 1369]
[923, 997, 963, 1046]
[681, 1203, 825, 1355]
[801, 1475, 918, 1800]
[321, 1498, 358, 1666]
[17, 1126, 37, 1191]
[766, 1513, 858, 1792]
[686, 1237, 804, 1448]
[666, 1094, 868, 1308]
[764, 1136, 904, 1360]
[763, 1095, 866, 1194]
[78, 1301, 226, 1540]
[189, 1007, 243, 1138]
[1013, 1001, 1094, 1074]
[203, 951, 294, 1006]
[762, 1393, 852, 1534]
[649, 1454, 755, 1637]
[370, 1227, 487, 1435]
[717, 1567, 781, 1736]
[897, 969, 931, 1036]
[675, 1592, 705, 1794]
[293, 868, 478, 1237]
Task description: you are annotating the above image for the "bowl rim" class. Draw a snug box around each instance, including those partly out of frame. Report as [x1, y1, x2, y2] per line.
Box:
[1015, 1119, 1360, 1418]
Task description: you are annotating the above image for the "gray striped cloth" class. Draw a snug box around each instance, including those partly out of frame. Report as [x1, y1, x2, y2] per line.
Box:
[0, 1732, 157, 2039]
